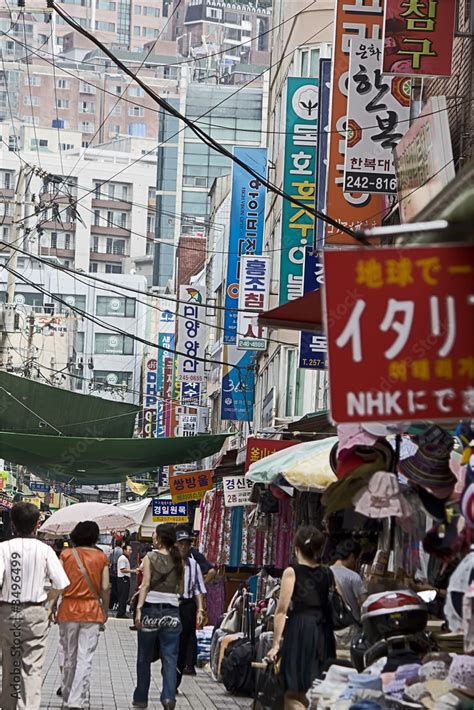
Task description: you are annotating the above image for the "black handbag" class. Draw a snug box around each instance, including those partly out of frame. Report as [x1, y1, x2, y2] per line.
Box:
[327, 568, 356, 631]
[253, 663, 284, 710]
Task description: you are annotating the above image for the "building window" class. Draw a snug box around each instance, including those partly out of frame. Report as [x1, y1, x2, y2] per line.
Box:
[95, 333, 133, 354]
[94, 370, 132, 387]
[23, 95, 40, 106]
[64, 233, 71, 250]
[299, 47, 321, 78]
[92, 236, 99, 252]
[128, 86, 144, 97]
[24, 75, 41, 86]
[106, 211, 114, 227]
[30, 138, 49, 149]
[105, 264, 122, 274]
[94, 209, 101, 226]
[114, 85, 122, 95]
[22, 115, 39, 126]
[143, 5, 159, 15]
[50, 232, 57, 248]
[142, 27, 159, 38]
[285, 349, 305, 417]
[128, 123, 146, 136]
[80, 121, 95, 132]
[96, 296, 136, 317]
[80, 81, 95, 94]
[90, 262, 99, 272]
[119, 212, 127, 229]
[95, 21, 115, 31]
[56, 98, 69, 109]
[111, 105, 121, 116]
[128, 105, 144, 117]
[134, 4, 141, 13]
[56, 79, 70, 89]
[54, 294, 87, 314]
[207, 7, 222, 19]
[79, 101, 95, 113]
[133, 25, 141, 35]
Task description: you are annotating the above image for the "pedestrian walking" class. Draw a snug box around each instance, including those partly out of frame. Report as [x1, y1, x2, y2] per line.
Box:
[266, 526, 335, 710]
[0, 502, 69, 710]
[55, 521, 110, 709]
[330, 539, 367, 650]
[175, 529, 206, 689]
[133, 523, 184, 710]
[108, 541, 122, 610]
[116, 543, 133, 618]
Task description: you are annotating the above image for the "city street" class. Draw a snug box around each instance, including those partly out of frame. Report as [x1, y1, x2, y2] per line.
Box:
[1, 620, 251, 710]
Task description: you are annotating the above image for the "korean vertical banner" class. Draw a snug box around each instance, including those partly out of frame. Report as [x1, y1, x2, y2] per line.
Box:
[344, 38, 411, 194]
[315, 59, 331, 251]
[156, 301, 175, 438]
[299, 251, 327, 370]
[236, 255, 271, 350]
[279, 77, 319, 305]
[142, 356, 158, 437]
[382, 0, 456, 77]
[325, 0, 385, 244]
[221, 346, 255, 422]
[224, 146, 267, 344]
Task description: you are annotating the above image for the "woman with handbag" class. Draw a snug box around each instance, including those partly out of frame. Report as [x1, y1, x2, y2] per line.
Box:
[132, 523, 184, 710]
[266, 526, 335, 710]
[55, 521, 110, 709]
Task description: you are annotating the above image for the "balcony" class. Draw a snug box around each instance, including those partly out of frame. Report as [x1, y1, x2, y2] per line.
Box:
[89, 250, 128, 262]
[91, 198, 132, 211]
[40, 247, 75, 259]
[90, 224, 129, 237]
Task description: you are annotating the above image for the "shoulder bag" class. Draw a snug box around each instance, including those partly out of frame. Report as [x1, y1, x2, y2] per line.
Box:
[71, 547, 106, 618]
[326, 566, 356, 631]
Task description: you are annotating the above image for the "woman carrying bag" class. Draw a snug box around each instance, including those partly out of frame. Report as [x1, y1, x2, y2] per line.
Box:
[55, 521, 110, 710]
[132, 523, 184, 710]
[266, 526, 335, 710]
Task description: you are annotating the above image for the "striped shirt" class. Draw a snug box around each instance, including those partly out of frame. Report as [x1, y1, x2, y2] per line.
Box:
[0, 538, 70, 603]
[180, 556, 206, 601]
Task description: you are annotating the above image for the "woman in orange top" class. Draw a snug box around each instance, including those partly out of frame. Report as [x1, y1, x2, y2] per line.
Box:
[56, 521, 110, 710]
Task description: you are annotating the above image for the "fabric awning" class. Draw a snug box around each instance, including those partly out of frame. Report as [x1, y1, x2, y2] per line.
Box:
[0, 371, 139, 438]
[258, 290, 323, 331]
[0, 431, 229, 484]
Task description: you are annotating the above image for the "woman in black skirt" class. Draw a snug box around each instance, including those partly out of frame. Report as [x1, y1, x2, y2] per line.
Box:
[266, 526, 335, 709]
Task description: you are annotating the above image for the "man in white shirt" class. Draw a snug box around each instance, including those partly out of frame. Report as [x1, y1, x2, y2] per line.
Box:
[0, 502, 70, 710]
[175, 529, 206, 690]
[116, 543, 134, 618]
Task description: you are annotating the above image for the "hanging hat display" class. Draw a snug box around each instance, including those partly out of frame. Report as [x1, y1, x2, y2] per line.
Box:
[336, 424, 379, 454]
[461, 482, 474, 529]
[416, 487, 448, 522]
[398, 442, 456, 499]
[352, 471, 413, 519]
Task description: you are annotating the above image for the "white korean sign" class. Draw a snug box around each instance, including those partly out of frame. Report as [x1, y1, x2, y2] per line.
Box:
[178, 413, 198, 437]
[223, 475, 254, 507]
[237, 255, 270, 351]
[344, 38, 411, 195]
[177, 284, 206, 383]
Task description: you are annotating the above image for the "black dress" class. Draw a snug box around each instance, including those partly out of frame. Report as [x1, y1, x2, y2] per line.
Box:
[280, 564, 335, 693]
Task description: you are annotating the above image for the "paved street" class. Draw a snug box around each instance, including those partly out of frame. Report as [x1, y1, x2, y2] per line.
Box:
[36, 620, 251, 709]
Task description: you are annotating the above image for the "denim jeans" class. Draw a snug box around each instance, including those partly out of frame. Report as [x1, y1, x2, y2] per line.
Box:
[133, 604, 182, 706]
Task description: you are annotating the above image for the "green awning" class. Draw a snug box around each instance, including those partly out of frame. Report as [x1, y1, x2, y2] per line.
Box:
[0, 431, 229, 484]
[0, 371, 139, 438]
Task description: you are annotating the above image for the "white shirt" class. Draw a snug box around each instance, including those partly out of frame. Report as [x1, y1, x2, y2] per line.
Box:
[117, 554, 130, 578]
[0, 538, 70, 603]
[181, 557, 206, 601]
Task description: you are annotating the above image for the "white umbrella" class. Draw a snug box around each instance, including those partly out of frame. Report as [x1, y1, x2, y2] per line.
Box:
[39, 502, 136, 538]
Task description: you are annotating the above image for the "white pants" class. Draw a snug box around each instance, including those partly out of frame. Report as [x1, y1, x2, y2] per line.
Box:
[0, 603, 49, 710]
[59, 622, 101, 708]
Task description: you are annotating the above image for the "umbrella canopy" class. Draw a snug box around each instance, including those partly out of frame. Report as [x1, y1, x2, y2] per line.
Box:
[247, 437, 338, 492]
[39, 502, 137, 538]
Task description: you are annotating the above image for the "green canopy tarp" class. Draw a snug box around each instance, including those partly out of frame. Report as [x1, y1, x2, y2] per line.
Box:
[0, 431, 229, 484]
[0, 371, 139, 438]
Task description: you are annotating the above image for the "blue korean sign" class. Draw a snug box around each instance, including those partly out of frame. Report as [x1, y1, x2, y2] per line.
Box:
[151, 498, 188, 523]
[181, 381, 201, 405]
[30, 482, 51, 493]
[279, 77, 319, 304]
[224, 146, 267, 344]
[299, 250, 327, 370]
[156, 331, 174, 438]
[315, 59, 331, 250]
[221, 346, 255, 421]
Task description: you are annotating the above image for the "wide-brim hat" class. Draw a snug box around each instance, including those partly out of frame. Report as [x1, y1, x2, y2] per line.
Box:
[337, 424, 379, 453]
[398, 443, 456, 498]
[416, 487, 448, 522]
[353, 471, 414, 519]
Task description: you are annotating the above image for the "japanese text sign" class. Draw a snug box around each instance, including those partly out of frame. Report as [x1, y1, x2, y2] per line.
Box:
[324, 244, 474, 423]
[151, 498, 189, 523]
[299, 251, 327, 370]
[345, 38, 411, 195]
[280, 77, 319, 305]
[237, 255, 270, 350]
[223, 475, 254, 507]
[315, 59, 331, 250]
[224, 146, 267, 343]
[382, 0, 456, 78]
[169, 470, 213, 503]
[245, 437, 298, 473]
[177, 284, 206, 383]
[326, 0, 384, 243]
[394, 96, 455, 222]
